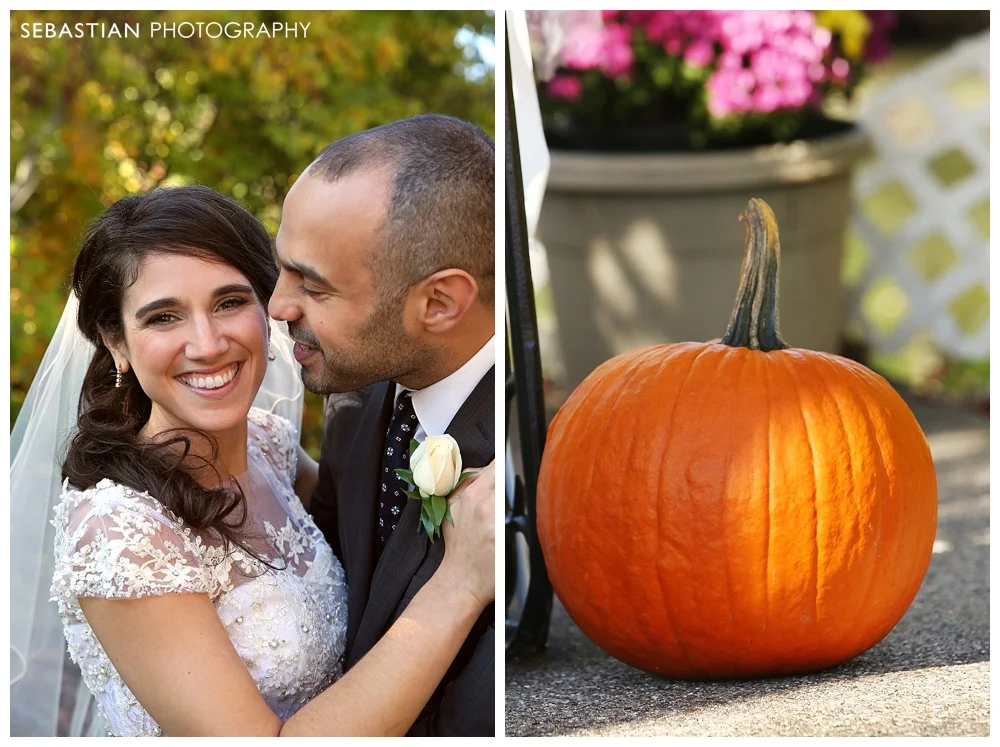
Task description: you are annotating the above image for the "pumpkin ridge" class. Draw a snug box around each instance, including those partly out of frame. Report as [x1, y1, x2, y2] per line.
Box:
[560, 357, 633, 610]
[720, 345, 747, 661]
[811, 357, 881, 655]
[782, 353, 821, 635]
[616, 351, 662, 653]
[838, 363, 893, 639]
[575, 345, 666, 645]
[656, 344, 716, 677]
[763, 353, 773, 635]
[543, 349, 635, 592]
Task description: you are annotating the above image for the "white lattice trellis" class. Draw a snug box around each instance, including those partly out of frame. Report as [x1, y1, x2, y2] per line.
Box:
[847, 31, 989, 360]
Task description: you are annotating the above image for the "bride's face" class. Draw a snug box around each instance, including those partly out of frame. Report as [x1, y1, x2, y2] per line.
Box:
[109, 252, 270, 439]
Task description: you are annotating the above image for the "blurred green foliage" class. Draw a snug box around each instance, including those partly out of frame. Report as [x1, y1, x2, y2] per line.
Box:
[10, 9, 495, 458]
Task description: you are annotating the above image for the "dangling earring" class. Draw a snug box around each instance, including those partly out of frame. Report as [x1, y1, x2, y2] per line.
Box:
[268, 340, 276, 361]
[114, 364, 123, 388]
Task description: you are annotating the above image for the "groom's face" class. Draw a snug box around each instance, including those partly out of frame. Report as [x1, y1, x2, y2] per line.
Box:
[270, 170, 427, 394]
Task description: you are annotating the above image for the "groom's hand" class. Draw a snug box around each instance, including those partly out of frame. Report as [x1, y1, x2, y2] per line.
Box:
[440, 460, 495, 608]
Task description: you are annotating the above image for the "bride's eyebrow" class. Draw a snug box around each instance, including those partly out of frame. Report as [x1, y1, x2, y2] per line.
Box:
[134, 297, 179, 319]
[133, 284, 254, 319]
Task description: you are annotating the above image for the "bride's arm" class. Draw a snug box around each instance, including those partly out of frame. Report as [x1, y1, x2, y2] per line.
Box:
[294, 444, 318, 510]
[282, 460, 495, 736]
[79, 461, 495, 737]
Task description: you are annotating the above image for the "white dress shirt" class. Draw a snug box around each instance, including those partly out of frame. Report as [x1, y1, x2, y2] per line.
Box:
[394, 336, 496, 442]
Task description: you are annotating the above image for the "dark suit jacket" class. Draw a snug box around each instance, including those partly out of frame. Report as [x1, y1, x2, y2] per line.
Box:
[311, 368, 495, 736]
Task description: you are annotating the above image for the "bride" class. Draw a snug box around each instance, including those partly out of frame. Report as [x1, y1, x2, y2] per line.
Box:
[9, 185, 495, 737]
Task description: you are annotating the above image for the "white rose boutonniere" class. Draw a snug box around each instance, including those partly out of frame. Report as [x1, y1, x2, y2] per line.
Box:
[394, 434, 475, 542]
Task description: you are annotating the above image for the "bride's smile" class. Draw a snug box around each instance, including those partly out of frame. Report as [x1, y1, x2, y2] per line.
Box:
[177, 361, 242, 394]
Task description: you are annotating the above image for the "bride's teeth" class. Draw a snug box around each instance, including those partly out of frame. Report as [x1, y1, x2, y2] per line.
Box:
[183, 363, 237, 389]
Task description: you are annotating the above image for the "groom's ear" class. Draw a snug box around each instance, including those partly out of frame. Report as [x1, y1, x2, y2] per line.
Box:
[414, 269, 479, 333]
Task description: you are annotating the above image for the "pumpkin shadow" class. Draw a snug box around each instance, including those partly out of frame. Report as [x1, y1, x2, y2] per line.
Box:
[505, 397, 988, 736]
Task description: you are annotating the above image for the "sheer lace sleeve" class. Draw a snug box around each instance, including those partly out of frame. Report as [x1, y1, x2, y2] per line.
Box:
[51, 480, 220, 603]
[248, 407, 299, 485]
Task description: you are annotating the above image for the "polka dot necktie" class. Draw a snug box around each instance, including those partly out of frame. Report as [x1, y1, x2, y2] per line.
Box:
[378, 391, 418, 550]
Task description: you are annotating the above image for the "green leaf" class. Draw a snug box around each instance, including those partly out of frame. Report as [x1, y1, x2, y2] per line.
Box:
[431, 495, 447, 527]
[394, 468, 414, 485]
[445, 502, 454, 527]
[420, 515, 437, 541]
[419, 488, 430, 500]
[409, 438, 420, 457]
[403, 489, 422, 501]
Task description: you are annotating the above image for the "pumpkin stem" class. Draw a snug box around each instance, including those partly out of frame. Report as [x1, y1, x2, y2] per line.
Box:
[720, 198, 789, 352]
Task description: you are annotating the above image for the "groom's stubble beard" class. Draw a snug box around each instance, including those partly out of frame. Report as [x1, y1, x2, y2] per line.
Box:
[292, 296, 440, 395]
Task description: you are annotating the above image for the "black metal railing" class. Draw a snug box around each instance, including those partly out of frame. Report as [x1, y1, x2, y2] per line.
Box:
[504, 23, 553, 657]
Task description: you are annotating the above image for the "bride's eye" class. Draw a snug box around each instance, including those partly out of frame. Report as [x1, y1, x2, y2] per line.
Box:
[218, 296, 250, 311]
[146, 313, 178, 326]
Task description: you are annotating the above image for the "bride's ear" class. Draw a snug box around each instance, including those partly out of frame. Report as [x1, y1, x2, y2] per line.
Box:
[413, 269, 479, 333]
[98, 329, 130, 374]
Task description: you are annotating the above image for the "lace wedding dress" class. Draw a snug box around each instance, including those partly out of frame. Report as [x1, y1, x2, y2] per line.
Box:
[49, 408, 348, 737]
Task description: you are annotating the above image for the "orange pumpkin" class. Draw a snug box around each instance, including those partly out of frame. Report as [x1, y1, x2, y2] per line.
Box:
[536, 199, 937, 679]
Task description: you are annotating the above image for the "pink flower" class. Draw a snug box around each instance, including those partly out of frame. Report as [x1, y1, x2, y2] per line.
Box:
[600, 23, 635, 77]
[559, 24, 606, 70]
[547, 74, 584, 102]
[752, 84, 784, 113]
[533, 10, 884, 129]
[830, 57, 851, 81]
[557, 20, 634, 78]
[707, 68, 753, 117]
[684, 40, 715, 67]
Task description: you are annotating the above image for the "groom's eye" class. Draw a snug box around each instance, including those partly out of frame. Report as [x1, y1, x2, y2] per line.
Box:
[300, 283, 323, 298]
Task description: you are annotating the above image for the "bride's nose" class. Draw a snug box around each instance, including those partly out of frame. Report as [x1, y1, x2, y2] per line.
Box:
[185, 315, 230, 360]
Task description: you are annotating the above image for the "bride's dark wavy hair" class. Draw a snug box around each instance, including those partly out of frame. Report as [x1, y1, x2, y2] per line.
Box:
[62, 185, 279, 561]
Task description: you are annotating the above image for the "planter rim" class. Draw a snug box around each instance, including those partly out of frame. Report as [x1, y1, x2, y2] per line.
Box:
[546, 125, 873, 194]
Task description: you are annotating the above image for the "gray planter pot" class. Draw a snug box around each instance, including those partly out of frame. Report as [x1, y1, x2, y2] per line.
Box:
[537, 127, 873, 392]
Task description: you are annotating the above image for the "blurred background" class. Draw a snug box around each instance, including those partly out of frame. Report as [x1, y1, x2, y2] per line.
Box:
[10, 9, 495, 458]
[522, 9, 988, 419]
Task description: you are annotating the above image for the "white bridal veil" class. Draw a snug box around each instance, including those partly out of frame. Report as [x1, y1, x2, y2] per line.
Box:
[9, 292, 304, 736]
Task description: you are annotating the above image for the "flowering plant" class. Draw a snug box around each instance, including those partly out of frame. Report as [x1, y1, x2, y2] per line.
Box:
[531, 10, 896, 150]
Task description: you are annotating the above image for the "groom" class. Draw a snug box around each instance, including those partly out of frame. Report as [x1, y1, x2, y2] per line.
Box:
[268, 114, 495, 736]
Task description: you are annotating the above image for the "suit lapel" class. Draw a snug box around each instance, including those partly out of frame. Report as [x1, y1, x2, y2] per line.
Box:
[343, 381, 394, 655]
[351, 368, 495, 661]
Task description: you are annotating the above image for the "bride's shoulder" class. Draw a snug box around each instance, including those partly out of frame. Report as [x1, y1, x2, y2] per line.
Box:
[55, 477, 177, 529]
[247, 407, 298, 475]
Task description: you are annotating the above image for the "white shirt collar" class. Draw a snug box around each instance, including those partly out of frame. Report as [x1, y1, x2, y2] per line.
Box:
[395, 336, 495, 437]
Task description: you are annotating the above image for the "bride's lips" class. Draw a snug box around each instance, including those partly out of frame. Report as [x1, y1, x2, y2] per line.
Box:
[176, 362, 244, 400]
[293, 341, 319, 363]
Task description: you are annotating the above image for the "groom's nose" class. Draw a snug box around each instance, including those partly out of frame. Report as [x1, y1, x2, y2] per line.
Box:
[268, 273, 299, 322]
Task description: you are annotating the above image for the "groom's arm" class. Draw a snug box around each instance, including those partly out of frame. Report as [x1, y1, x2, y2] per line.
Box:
[406, 609, 495, 736]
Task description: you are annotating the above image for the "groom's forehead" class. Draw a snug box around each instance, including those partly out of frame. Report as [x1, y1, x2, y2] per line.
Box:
[289, 167, 392, 214]
[277, 175, 388, 268]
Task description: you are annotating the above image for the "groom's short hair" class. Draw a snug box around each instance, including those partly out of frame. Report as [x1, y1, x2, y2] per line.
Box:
[309, 114, 495, 308]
